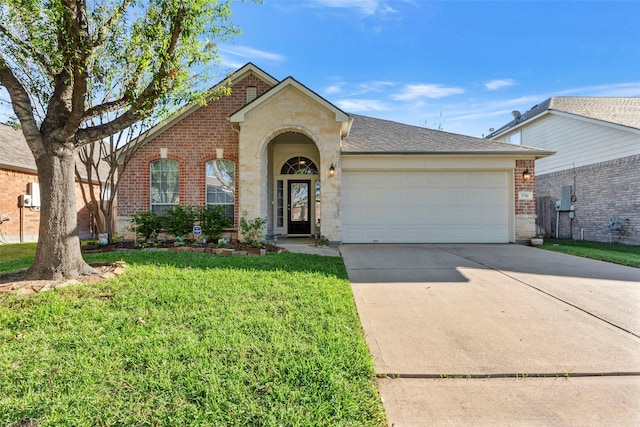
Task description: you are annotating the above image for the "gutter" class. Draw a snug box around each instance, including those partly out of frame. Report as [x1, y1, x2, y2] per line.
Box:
[340, 150, 556, 159]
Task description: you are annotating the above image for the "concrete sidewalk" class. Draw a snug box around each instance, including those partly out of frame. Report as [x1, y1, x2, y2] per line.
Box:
[341, 244, 640, 426]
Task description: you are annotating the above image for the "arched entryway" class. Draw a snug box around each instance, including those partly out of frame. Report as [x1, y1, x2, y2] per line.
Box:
[267, 132, 321, 237]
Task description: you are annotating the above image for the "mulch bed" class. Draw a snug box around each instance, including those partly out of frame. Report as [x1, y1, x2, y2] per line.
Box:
[81, 240, 282, 254]
[0, 261, 126, 296]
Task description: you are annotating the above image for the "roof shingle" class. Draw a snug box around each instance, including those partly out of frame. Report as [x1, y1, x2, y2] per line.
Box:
[343, 114, 552, 156]
[0, 123, 36, 171]
[487, 97, 640, 138]
[0, 123, 109, 179]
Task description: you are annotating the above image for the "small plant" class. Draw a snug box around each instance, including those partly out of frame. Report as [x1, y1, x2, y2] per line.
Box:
[130, 211, 164, 240]
[317, 235, 330, 246]
[239, 214, 267, 247]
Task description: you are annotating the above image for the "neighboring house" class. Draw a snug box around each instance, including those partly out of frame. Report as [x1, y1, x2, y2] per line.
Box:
[0, 123, 102, 243]
[117, 63, 552, 244]
[487, 97, 640, 244]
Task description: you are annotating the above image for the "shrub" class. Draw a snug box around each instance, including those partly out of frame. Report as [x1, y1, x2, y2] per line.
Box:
[163, 205, 197, 238]
[130, 211, 164, 240]
[199, 205, 232, 242]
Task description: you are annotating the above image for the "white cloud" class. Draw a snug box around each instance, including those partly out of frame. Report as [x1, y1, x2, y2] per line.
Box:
[485, 79, 516, 91]
[557, 82, 640, 97]
[483, 96, 547, 111]
[312, 0, 397, 17]
[335, 99, 390, 112]
[392, 84, 464, 101]
[325, 84, 343, 95]
[324, 80, 395, 97]
[218, 46, 285, 63]
[353, 80, 395, 95]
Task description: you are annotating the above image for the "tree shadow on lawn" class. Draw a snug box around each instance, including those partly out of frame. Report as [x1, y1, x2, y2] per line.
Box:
[0, 251, 347, 296]
[86, 250, 349, 279]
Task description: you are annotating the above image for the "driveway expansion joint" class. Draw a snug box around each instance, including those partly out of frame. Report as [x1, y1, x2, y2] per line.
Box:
[376, 371, 640, 379]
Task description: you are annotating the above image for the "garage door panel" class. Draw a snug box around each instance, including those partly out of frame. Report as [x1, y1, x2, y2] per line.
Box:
[342, 170, 510, 243]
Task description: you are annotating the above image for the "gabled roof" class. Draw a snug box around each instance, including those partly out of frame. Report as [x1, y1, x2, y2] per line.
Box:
[121, 62, 279, 156]
[229, 76, 352, 135]
[343, 114, 553, 157]
[0, 123, 36, 172]
[486, 97, 640, 138]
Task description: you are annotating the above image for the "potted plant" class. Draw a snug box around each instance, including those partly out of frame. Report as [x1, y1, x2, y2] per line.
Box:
[530, 236, 544, 246]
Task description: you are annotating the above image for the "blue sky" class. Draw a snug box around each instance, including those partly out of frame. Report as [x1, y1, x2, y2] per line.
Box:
[213, 0, 640, 137]
[2, 1, 639, 138]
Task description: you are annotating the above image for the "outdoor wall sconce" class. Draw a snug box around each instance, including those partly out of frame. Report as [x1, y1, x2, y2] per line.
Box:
[329, 163, 335, 177]
[522, 168, 531, 181]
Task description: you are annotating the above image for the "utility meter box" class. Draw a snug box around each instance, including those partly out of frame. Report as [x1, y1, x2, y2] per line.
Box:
[19, 194, 32, 207]
[559, 185, 572, 211]
[27, 182, 41, 207]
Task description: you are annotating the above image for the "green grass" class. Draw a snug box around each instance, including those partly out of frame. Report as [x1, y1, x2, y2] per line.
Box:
[540, 238, 640, 267]
[0, 249, 386, 426]
[0, 242, 37, 273]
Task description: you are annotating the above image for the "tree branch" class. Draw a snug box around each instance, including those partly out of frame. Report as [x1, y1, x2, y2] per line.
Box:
[74, 7, 186, 147]
[0, 55, 43, 154]
[58, 0, 91, 142]
[92, 0, 132, 48]
[0, 23, 53, 73]
[82, 96, 131, 121]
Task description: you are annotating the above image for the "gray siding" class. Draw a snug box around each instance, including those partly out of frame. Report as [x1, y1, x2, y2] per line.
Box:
[521, 114, 640, 174]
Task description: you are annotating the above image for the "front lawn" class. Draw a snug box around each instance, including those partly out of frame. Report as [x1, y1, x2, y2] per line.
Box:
[540, 238, 640, 267]
[0, 249, 386, 426]
[0, 242, 37, 273]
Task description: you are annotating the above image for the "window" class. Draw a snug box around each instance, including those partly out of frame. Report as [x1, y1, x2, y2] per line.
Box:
[509, 131, 521, 145]
[277, 180, 284, 227]
[280, 157, 318, 175]
[206, 159, 235, 223]
[150, 159, 179, 214]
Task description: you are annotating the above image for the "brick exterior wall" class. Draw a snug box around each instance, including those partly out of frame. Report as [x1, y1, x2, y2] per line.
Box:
[117, 74, 273, 233]
[515, 159, 536, 215]
[536, 154, 639, 244]
[0, 168, 96, 242]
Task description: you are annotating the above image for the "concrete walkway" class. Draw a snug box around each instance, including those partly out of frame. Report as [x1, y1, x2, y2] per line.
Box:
[276, 237, 341, 257]
[341, 244, 640, 426]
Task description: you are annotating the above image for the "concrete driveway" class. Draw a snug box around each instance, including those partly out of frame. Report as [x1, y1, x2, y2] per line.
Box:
[341, 244, 640, 426]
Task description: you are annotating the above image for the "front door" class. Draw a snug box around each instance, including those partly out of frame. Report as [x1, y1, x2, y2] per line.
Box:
[288, 180, 311, 234]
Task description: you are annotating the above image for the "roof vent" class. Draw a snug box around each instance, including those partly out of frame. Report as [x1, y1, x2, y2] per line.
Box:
[489, 128, 495, 132]
[246, 86, 257, 103]
[511, 110, 521, 120]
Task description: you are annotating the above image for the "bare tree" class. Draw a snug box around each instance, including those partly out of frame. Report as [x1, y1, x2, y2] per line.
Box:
[75, 120, 153, 243]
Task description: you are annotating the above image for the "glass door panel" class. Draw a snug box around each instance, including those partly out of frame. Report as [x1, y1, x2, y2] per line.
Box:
[288, 180, 311, 234]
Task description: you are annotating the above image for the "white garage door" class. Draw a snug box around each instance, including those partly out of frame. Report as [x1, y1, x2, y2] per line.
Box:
[342, 170, 510, 243]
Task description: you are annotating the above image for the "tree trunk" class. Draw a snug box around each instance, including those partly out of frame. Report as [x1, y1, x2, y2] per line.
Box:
[25, 145, 96, 280]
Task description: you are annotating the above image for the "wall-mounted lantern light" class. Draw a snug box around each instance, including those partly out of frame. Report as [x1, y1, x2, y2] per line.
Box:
[329, 163, 335, 177]
[522, 168, 531, 181]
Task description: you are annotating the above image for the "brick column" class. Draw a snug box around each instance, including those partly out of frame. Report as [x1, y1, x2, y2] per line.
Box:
[515, 159, 537, 241]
